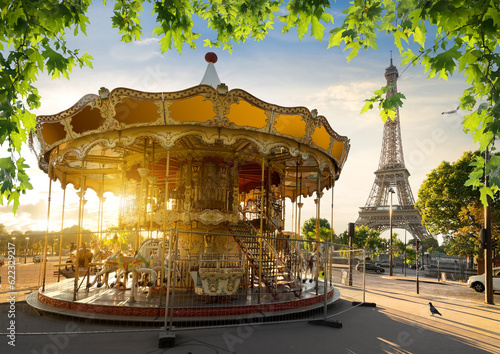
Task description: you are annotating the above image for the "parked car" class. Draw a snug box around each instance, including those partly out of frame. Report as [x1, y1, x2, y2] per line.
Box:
[467, 267, 500, 292]
[374, 261, 394, 268]
[422, 264, 438, 271]
[408, 262, 421, 269]
[356, 263, 385, 274]
[33, 254, 44, 263]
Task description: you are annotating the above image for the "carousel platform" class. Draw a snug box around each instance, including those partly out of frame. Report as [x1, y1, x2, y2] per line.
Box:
[27, 277, 340, 324]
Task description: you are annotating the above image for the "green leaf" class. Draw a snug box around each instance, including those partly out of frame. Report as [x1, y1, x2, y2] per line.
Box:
[412, 25, 426, 47]
[360, 100, 374, 114]
[310, 15, 325, 41]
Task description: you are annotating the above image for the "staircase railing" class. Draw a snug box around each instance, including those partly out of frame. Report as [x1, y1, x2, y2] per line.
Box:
[241, 207, 305, 284]
[229, 209, 303, 297]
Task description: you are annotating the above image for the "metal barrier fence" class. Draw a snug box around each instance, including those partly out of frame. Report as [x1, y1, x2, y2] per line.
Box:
[0, 229, 366, 340]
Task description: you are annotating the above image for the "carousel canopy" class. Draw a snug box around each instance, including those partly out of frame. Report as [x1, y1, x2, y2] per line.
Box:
[31, 54, 350, 201]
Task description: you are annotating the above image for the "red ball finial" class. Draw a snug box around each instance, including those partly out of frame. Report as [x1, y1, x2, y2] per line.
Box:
[205, 52, 218, 63]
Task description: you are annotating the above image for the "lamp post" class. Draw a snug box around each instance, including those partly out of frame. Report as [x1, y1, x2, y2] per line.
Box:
[53, 238, 58, 256]
[404, 229, 407, 276]
[388, 187, 395, 276]
[484, 146, 494, 304]
[24, 237, 29, 263]
[11, 237, 16, 262]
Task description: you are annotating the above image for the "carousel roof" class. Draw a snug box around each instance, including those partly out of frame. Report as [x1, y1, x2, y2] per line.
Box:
[31, 54, 350, 200]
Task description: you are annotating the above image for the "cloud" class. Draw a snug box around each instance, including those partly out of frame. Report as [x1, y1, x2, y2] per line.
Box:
[108, 38, 162, 62]
[0, 199, 47, 232]
[305, 81, 380, 120]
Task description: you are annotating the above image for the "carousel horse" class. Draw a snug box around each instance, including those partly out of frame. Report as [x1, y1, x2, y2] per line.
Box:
[68, 242, 94, 270]
[303, 243, 324, 283]
[151, 248, 182, 285]
[89, 240, 118, 287]
[90, 240, 111, 263]
[87, 239, 159, 300]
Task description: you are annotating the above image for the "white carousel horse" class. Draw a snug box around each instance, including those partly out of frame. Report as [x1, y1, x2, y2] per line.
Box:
[303, 243, 324, 283]
[87, 239, 159, 301]
[151, 248, 182, 285]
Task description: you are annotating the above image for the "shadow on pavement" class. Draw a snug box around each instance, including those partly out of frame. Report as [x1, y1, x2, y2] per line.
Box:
[2, 299, 499, 354]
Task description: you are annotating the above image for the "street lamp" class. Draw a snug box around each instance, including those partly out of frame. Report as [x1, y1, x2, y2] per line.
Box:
[53, 238, 58, 256]
[403, 229, 407, 276]
[388, 187, 395, 276]
[24, 236, 29, 264]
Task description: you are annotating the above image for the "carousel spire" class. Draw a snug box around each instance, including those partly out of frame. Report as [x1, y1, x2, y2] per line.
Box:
[200, 52, 221, 88]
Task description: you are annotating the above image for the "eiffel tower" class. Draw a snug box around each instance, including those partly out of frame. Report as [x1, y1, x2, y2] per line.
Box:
[356, 59, 431, 240]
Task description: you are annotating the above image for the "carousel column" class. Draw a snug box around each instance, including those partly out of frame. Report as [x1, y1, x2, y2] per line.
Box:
[41, 160, 53, 292]
[266, 161, 272, 234]
[280, 171, 285, 230]
[119, 164, 126, 230]
[297, 174, 303, 239]
[129, 162, 149, 304]
[161, 150, 171, 293]
[265, 160, 272, 248]
[232, 158, 239, 221]
[314, 174, 322, 295]
[149, 143, 156, 239]
[98, 194, 106, 243]
[73, 160, 86, 301]
[220, 163, 228, 212]
[148, 176, 157, 239]
[230, 159, 239, 255]
[137, 167, 150, 251]
[136, 138, 150, 251]
[329, 175, 335, 286]
[184, 156, 193, 216]
[57, 184, 66, 282]
[98, 173, 105, 242]
[258, 157, 265, 301]
[296, 172, 303, 281]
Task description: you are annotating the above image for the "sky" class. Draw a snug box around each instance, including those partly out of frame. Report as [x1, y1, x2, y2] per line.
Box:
[0, 2, 478, 243]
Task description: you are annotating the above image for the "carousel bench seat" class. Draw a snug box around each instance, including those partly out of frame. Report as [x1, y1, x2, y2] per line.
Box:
[191, 253, 245, 296]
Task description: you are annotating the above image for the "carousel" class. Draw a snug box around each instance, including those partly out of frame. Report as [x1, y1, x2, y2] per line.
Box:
[27, 53, 350, 323]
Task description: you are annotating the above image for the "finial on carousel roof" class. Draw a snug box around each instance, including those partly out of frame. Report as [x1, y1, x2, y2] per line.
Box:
[205, 52, 218, 63]
[200, 52, 222, 88]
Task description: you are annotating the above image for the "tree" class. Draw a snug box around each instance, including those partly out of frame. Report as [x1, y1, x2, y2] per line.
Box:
[103, 226, 135, 250]
[416, 151, 500, 257]
[416, 151, 484, 234]
[0, 223, 9, 253]
[421, 237, 439, 254]
[405, 247, 417, 266]
[338, 225, 384, 256]
[301, 217, 331, 241]
[444, 227, 479, 260]
[1, 1, 500, 213]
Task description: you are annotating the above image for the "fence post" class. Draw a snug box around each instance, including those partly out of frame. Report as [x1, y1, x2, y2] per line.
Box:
[159, 228, 177, 348]
[348, 223, 355, 286]
[323, 240, 329, 318]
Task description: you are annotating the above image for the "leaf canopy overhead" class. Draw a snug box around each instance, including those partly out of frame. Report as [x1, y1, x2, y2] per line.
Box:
[1, 0, 499, 213]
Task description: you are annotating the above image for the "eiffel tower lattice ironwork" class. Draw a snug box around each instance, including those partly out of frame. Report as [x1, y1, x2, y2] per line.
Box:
[356, 60, 431, 240]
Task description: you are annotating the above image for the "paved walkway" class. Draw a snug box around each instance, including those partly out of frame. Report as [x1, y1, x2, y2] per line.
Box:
[2, 282, 499, 353]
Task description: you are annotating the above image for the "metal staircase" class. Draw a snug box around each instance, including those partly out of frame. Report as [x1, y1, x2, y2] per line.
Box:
[228, 217, 302, 299]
